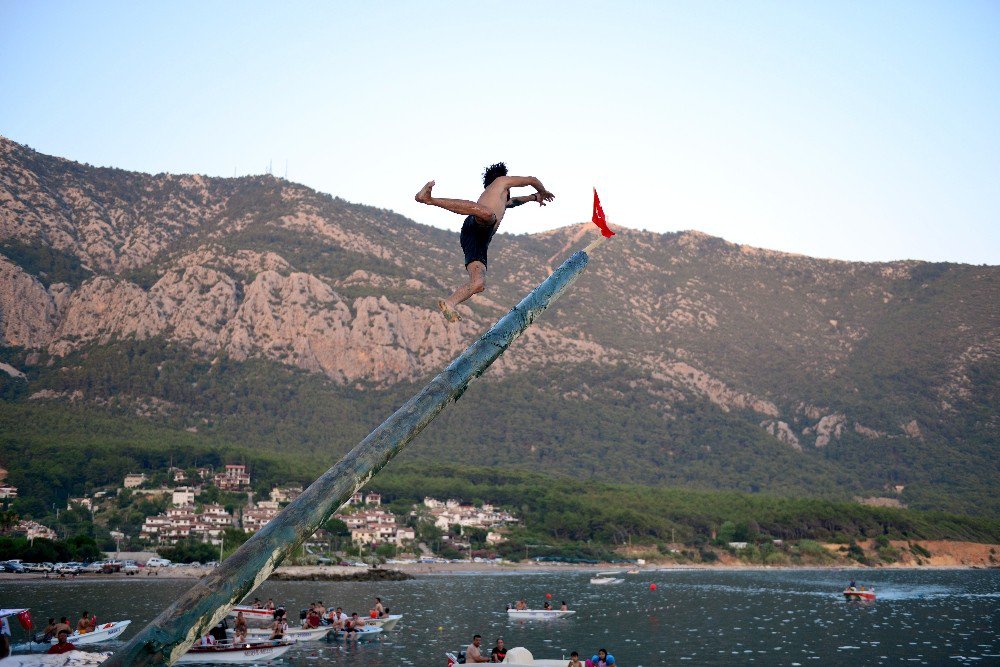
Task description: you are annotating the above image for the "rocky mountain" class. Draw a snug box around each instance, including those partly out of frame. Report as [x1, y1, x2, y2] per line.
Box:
[1, 135, 997, 515]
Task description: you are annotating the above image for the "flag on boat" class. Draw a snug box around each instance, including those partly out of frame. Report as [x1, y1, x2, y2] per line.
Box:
[592, 188, 615, 238]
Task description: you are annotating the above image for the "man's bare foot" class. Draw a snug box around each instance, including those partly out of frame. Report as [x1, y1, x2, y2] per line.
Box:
[437, 299, 461, 322]
[415, 181, 435, 204]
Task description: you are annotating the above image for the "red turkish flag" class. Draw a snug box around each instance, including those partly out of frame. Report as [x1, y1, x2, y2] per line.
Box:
[592, 189, 615, 238]
[17, 609, 32, 631]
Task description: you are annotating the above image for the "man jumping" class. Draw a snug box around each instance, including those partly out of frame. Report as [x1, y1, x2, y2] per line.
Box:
[415, 162, 555, 322]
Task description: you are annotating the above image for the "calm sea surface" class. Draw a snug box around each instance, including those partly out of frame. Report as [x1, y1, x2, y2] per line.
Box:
[2, 568, 998, 665]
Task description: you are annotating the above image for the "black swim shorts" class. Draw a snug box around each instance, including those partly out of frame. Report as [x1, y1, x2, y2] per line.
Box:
[460, 215, 497, 268]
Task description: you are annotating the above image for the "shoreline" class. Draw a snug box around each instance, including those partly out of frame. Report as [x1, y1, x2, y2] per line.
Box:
[1, 560, 996, 583]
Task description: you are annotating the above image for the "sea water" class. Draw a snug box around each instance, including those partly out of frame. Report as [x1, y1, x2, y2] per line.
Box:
[2, 568, 998, 665]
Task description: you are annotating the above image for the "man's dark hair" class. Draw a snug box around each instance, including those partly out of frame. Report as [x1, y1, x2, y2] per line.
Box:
[473, 634, 482, 640]
[483, 162, 507, 188]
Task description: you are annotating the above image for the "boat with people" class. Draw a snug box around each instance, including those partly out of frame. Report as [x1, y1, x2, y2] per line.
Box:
[506, 608, 576, 620]
[6, 609, 130, 652]
[590, 572, 624, 585]
[843, 587, 876, 601]
[226, 624, 329, 642]
[447, 646, 591, 666]
[843, 580, 877, 601]
[175, 639, 293, 664]
[366, 613, 403, 631]
[328, 624, 384, 641]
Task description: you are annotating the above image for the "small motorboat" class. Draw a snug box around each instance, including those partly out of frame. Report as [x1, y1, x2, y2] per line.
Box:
[227, 624, 329, 642]
[10, 617, 132, 651]
[506, 608, 575, 620]
[590, 572, 625, 585]
[175, 640, 293, 664]
[447, 646, 574, 666]
[366, 613, 403, 631]
[843, 587, 876, 601]
[328, 624, 384, 641]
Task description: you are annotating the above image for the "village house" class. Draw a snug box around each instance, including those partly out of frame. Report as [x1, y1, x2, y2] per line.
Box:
[242, 506, 279, 533]
[214, 464, 250, 491]
[123, 473, 148, 489]
[269, 486, 303, 504]
[17, 519, 57, 541]
[0, 484, 17, 500]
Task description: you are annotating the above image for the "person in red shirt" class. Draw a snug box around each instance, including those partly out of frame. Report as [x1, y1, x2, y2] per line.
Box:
[47, 629, 76, 654]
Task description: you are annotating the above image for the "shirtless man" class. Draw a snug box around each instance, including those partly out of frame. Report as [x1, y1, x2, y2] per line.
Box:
[415, 163, 555, 322]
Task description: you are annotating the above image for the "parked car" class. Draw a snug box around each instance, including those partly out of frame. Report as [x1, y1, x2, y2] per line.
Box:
[25, 562, 54, 573]
[146, 557, 171, 567]
[122, 561, 139, 575]
[81, 561, 105, 573]
[2, 561, 26, 573]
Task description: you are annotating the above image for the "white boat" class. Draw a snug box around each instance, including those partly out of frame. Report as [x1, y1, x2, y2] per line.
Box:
[175, 640, 292, 664]
[590, 571, 625, 585]
[447, 646, 569, 666]
[328, 624, 384, 641]
[227, 606, 278, 627]
[366, 613, 403, 631]
[506, 608, 575, 620]
[226, 625, 329, 642]
[10, 618, 132, 650]
[61, 620, 132, 645]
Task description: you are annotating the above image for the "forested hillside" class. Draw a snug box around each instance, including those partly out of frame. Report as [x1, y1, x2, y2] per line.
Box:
[0, 136, 997, 517]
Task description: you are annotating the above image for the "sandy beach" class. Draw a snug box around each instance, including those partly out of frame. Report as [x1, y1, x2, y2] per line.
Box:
[2, 539, 997, 584]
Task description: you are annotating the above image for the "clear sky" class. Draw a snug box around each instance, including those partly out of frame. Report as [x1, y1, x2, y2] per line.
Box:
[2, 1, 998, 264]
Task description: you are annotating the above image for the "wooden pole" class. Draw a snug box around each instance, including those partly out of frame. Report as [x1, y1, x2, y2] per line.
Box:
[102, 248, 598, 666]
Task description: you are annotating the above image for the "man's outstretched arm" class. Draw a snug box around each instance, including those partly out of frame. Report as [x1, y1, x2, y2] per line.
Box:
[506, 193, 541, 208]
[503, 176, 555, 204]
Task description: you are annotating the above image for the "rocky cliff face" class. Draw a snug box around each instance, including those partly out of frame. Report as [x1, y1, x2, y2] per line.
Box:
[1, 136, 997, 509]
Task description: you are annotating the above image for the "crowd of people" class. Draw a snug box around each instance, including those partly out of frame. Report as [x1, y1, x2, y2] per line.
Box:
[197, 596, 392, 645]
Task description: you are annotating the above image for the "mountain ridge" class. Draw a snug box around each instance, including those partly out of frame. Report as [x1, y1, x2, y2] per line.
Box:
[1, 135, 996, 515]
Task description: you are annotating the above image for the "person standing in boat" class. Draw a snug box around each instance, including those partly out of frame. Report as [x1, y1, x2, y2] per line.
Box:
[373, 597, 386, 618]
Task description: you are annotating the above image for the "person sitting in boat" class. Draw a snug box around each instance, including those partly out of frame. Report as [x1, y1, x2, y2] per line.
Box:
[87, 613, 98, 632]
[209, 619, 228, 643]
[47, 628, 76, 655]
[40, 617, 57, 642]
[848, 579, 856, 590]
[345, 612, 366, 638]
[198, 633, 217, 646]
[373, 597, 386, 618]
[303, 608, 322, 629]
[490, 637, 507, 663]
[588, 648, 616, 666]
[53, 617, 72, 637]
[327, 606, 348, 631]
[233, 612, 248, 643]
[560, 601, 569, 611]
[314, 601, 327, 616]
[514, 599, 527, 611]
[77, 610, 91, 634]
[543, 601, 552, 610]
[465, 634, 490, 663]
[269, 614, 288, 640]
[251, 597, 263, 609]
[567, 651, 584, 667]
[265, 598, 276, 611]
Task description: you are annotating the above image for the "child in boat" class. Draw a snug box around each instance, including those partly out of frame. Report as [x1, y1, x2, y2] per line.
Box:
[567, 652, 583, 667]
